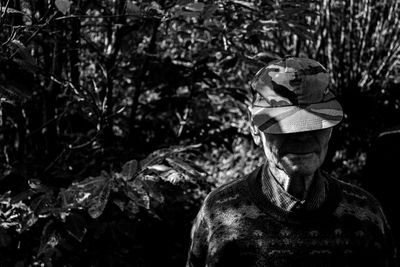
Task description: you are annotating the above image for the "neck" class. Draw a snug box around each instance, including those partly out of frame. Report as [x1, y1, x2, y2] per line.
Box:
[267, 164, 315, 200]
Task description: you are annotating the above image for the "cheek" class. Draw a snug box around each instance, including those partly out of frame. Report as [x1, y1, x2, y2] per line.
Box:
[316, 134, 331, 160]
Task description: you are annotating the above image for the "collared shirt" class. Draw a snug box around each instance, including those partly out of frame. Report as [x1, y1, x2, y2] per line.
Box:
[260, 163, 328, 211]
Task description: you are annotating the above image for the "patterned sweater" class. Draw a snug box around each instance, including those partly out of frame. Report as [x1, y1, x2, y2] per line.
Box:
[186, 167, 397, 267]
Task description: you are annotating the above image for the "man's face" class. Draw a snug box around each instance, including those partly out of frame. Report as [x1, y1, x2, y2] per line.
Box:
[258, 128, 332, 177]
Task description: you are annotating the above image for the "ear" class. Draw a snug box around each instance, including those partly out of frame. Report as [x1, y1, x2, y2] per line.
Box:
[250, 123, 262, 146]
[247, 107, 262, 146]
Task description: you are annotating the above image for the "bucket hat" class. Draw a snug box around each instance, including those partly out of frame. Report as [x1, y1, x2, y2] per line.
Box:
[249, 56, 343, 134]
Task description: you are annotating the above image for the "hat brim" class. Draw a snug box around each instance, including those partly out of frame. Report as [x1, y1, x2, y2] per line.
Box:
[251, 99, 343, 134]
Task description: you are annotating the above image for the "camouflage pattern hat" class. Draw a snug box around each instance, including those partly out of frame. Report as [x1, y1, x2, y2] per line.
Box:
[249, 56, 343, 134]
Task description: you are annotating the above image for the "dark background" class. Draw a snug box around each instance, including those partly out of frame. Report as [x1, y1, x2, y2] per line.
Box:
[0, 0, 399, 266]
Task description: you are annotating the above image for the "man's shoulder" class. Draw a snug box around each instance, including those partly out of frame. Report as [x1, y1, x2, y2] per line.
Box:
[204, 175, 249, 206]
[330, 175, 387, 227]
[201, 169, 259, 212]
[333, 176, 380, 206]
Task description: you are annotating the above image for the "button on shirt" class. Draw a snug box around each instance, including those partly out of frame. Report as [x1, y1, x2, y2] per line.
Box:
[260, 164, 328, 211]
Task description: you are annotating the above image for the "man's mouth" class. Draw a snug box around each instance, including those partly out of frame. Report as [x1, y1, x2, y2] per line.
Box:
[284, 151, 317, 156]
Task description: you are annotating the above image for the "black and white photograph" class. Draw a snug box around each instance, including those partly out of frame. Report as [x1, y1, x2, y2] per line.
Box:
[0, 0, 399, 266]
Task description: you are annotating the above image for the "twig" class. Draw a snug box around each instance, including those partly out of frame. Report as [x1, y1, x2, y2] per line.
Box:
[42, 148, 67, 174]
[68, 134, 100, 150]
[0, 0, 11, 29]
[22, 12, 58, 46]
[40, 131, 102, 177]
[26, 108, 68, 138]
[9, 11, 58, 60]
[54, 14, 142, 21]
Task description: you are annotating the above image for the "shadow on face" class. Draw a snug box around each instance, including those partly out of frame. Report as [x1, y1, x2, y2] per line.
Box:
[252, 127, 332, 177]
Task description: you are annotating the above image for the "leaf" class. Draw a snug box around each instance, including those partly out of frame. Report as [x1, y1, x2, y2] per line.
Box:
[140, 149, 171, 169]
[62, 171, 111, 218]
[126, 180, 150, 209]
[126, 2, 140, 14]
[252, 52, 280, 62]
[160, 169, 190, 184]
[55, 0, 71, 15]
[140, 144, 201, 169]
[87, 180, 111, 219]
[121, 159, 139, 180]
[165, 157, 200, 177]
[19, 212, 38, 233]
[185, 2, 205, 12]
[72, 172, 109, 190]
[147, 1, 163, 16]
[147, 164, 170, 172]
[230, 0, 256, 10]
[38, 221, 59, 257]
[29, 192, 54, 216]
[10, 40, 36, 72]
[64, 213, 87, 242]
[113, 199, 125, 211]
[141, 180, 164, 204]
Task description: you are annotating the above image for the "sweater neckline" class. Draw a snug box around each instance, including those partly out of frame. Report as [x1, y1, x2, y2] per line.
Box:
[260, 164, 328, 211]
[246, 166, 343, 225]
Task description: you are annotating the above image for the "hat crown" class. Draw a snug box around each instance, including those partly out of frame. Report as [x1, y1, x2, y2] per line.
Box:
[251, 57, 333, 107]
[249, 57, 343, 134]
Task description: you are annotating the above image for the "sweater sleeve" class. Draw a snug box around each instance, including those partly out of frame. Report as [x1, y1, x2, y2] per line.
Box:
[186, 208, 209, 267]
[380, 207, 399, 267]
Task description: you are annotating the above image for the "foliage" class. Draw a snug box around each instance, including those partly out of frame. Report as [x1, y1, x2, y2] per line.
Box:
[0, 0, 399, 266]
[308, 0, 400, 177]
[0, 144, 210, 266]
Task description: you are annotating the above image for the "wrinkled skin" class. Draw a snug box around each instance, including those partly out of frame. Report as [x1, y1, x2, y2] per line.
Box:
[252, 126, 332, 199]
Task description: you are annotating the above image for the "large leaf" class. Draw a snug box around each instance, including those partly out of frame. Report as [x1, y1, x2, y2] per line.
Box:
[140, 144, 201, 169]
[29, 192, 54, 216]
[37, 221, 59, 257]
[230, 0, 256, 10]
[10, 40, 37, 73]
[62, 171, 111, 218]
[165, 157, 204, 177]
[55, 0, 71, 14]
[125, 180, 150, 209]
[64, 212, 87, 242]
[185, 2, 205, 12]
[120, 159, 139, 181]
[87, 179, 110, 219]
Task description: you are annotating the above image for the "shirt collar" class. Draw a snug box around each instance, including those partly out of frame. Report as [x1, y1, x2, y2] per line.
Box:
[260, 163, 328, 212]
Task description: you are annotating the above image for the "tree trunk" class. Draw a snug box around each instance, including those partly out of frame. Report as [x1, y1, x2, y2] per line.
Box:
[101, 0, 127, 146]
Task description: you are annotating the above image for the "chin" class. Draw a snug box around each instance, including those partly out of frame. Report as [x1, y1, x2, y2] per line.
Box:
[284, 165, 318, 177]
[282, 156, 320, 177]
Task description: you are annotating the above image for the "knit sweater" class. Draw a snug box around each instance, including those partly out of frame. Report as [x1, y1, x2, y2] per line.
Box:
[186, 167, 397, 267]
